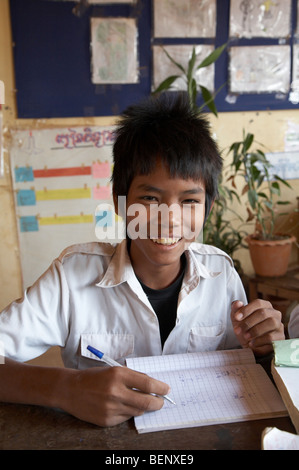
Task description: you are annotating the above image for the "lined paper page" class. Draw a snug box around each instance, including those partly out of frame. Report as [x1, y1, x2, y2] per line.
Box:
[126, 348, 255, 374]
[126, 351, 287, 434]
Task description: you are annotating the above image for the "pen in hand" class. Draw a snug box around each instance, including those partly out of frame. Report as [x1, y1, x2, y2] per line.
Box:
[87, 345, 176, 405]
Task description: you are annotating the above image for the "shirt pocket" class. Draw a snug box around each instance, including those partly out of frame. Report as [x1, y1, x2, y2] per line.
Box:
[79, 333, 134, 369]
[187, 323, 225, 353]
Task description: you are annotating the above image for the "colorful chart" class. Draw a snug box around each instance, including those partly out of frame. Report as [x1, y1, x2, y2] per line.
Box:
[10, 126, 119, 288]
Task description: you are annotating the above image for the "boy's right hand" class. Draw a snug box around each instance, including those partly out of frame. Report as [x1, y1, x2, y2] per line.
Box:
[60, 365, 170, 427]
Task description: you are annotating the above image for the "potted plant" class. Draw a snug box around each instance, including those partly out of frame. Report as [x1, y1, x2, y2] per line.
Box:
[152, 43, 226, 115]
[228, 131, 296, 277]
[203, 174, 247, 277]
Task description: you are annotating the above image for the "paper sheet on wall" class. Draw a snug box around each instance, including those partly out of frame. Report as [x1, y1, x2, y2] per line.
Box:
[153, 0, 216, 38]
[10, 126, 124, 289]
[63, 1, 136, 3]
[0, 110, 3, 179]
[229, 0, 291, 38]
[265, 151, 299, 180]
[229, 45, 290, 94]
[90, 17, 139, 84]
[152, 44, 215, 93]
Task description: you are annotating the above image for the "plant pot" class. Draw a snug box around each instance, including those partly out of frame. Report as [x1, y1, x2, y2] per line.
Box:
[245, 234, 296, 277]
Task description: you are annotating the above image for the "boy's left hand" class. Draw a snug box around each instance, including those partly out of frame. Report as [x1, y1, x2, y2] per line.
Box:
[231, 299, 285, 357]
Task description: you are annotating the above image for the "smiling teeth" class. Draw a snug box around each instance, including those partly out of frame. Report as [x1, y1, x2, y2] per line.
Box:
[152, 238, 180, 245]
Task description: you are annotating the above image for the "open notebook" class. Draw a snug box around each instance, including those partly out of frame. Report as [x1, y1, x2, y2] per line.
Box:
[126, 349, 287, 434]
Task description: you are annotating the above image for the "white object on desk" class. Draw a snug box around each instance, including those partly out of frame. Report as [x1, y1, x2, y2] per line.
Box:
[262, 427, 299, 450]
[126, 349, 287, 434]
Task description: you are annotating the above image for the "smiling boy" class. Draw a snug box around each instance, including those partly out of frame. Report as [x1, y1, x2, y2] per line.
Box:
[0, 92, 284, 427]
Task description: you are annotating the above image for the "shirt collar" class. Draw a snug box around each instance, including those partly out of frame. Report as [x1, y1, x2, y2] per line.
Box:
[96, 240, 135, 288]
[96, 240, 221, 289]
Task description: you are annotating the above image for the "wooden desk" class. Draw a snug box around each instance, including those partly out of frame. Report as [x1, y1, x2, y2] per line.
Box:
[248, 265, 299, 326]
[0, 401, 295, 451]
[249, 265, 299, 302]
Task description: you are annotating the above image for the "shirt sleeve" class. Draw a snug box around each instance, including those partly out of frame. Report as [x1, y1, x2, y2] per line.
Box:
[0, 258, 70, 362]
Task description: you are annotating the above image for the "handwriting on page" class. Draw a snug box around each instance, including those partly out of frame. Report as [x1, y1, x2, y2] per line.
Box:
[127, 349, 286, 433]
[162, 366, 258, 410]
[133, 363, 286, 433]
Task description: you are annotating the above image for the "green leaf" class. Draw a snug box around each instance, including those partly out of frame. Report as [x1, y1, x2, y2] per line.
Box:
[271, 182, 280, 194]
[163, 48, 185, 74]
[188, 78, 197, 109]
[187, 47, 197, 81]
[256, 149, 268, 162]
[257, 191, 268, 199]
[273, 174, 292, 189]
[196, 43, 226, 70]
[248, 189, 258, 209]
[243, 133, 254, 153]
[277, 200, 291, 205]
[152, 75, 180, 94]
[199, 85, 218, 116]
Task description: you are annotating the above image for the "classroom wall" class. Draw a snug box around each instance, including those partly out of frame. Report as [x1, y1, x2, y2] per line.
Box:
[0, 0, 299, 313]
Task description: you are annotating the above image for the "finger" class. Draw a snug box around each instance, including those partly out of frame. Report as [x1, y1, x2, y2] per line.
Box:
[247, 321, 285, 348]
[247, 327, 285, 357]
[242, 310, 282, 342]
[233, 299, 272, 322]
[130, 389, 165, 413]
[231, 300, 244, 324]
[124, 368, 170, 397]
[114, 384, 165, 416]
[116, 368, 170, 412]
[232, 300, 275, 334]
[238, 305, 281, 338]
[231, 300, 274, 347]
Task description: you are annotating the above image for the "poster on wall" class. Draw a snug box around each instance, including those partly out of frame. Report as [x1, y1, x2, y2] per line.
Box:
[266, 151, 299, 180]
[0, 111, 3, 179]
[88, 1, 136, 3]
[229, 0, 291, 38]
[10, 126, 124, 289]
[229, 45, 290, 94]
[59, 1, 136, 3]
[90, 17, 139, 84]
[153, 0, 216, 38]
[152, 44, 215, 92]
[290, 44, 299, 104]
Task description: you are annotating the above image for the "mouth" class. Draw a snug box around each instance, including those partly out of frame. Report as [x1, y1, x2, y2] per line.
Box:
[151, 237, 181, 246]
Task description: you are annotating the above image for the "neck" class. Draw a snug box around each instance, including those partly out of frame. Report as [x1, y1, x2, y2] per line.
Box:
[138, 265, 182, 290]
[129, 245, 185, 290]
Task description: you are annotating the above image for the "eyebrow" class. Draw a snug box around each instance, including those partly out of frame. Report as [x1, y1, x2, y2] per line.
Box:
[136, 184, 205, 195]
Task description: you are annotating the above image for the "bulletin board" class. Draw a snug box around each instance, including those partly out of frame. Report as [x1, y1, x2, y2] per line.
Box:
[9, 0, 299, 118]
[10, 125, 125, 288]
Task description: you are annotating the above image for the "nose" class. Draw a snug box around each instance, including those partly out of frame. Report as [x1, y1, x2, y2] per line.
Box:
[164, 205, 181, 229]
[150, 203, 182, 238]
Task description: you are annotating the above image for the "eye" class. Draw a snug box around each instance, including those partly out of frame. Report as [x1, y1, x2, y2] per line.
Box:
[140, 195, 159, 202]
[182, 198, 201, 204]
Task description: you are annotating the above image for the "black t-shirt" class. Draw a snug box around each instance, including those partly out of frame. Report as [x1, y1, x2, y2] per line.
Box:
[138, 256, 186, 347]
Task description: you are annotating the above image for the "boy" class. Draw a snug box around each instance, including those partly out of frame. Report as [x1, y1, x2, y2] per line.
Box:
[0, 92, 284, 427]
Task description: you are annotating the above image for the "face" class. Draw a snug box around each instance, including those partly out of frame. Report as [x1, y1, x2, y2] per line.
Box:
[115, 161, 206, 282]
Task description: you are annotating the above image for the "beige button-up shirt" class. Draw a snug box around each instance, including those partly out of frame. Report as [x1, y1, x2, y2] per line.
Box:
[0, 240, 246, 369]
